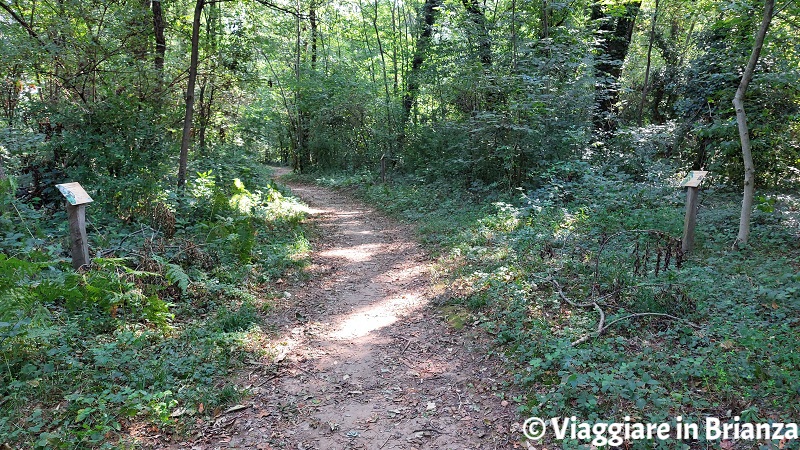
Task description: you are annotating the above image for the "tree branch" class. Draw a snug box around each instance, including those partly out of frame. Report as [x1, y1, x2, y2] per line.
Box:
[571, 313, 699, 346]
[0, 1, 45, 45]
[251, 0, 306, 18]
[532, 273, 698, 347]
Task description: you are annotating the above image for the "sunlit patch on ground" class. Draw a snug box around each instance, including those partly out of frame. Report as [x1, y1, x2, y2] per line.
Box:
[318, 243, 384, 262]
[328, 292, 425, 339]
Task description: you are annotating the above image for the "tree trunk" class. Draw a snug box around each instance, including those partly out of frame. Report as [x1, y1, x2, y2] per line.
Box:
[637, 0, 659, 125]
[152, 0, 166, 72]
[461, 0, 491, 68]
[733, 0, 774, 247]
[510, 0, 517, 70]
[370, 0, 394, 161]
[390, 0, 399, 95]
[198, 81, 214, 152]
[402, 0, 442, 125]
[591, 0, 641, 134]
[177, 0, 204, 188]
[136, 0, 152, 62]
[198, 81, 207, 151]
[541, 0, 549, 39]
[293, 2, 310, 172]
[359, 15, 378, 84]
[371, 0, 391, 102]
[462, 0, 493, 109]
[310, 0, 318, 70]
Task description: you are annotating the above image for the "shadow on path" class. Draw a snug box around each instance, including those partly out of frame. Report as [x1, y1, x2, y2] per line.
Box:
[172, 170, 521, 450]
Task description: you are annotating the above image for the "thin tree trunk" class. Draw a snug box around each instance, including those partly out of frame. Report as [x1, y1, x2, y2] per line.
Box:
[198, 3, 219, 153]
[152, 0, 166, 72]
[310, 0, 318, 70]
[401, 0, 411, 86]
[198, 81, 215, 152]
[177, 0, 204, 188]
[198, 82, 207, 151]
[390, 0, 399, 95]
[541, 0, 549, 39]
[295, 8, 302, 171]
[733, 0, 774, 247]
[359, 16, 377, 84]
[511, 0, 517, 70]
[265, 56, 298, 163]
[462, 0, 491, 68]
[402, 0, 442, 125]
[372, 0, 392, 107]
[637, 0, 659, 125]
[371, 0, 394, 161]
[294, 1, 310, 172]
[591, 0, 641, 134]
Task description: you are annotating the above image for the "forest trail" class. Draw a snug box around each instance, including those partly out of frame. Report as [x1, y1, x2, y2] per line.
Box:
[173, 168, 521, 449]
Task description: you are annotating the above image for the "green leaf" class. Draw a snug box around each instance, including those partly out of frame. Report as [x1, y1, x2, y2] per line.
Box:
[75, 407, 94, 423]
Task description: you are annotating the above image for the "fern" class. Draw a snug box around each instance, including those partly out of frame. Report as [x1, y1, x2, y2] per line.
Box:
[111, 289, 173, 326]
[122, 267, 161, 278]
[165, 264, 190, 295]
[152, 256, 191, 296]
[0, 254, 39, 289]
[0, 287, 33, 322]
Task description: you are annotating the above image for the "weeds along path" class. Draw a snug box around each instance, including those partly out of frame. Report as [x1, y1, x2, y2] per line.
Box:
[178, 169, 520, 449]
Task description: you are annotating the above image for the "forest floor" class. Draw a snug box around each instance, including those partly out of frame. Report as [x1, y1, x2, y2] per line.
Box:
[168, 168, 525, 450]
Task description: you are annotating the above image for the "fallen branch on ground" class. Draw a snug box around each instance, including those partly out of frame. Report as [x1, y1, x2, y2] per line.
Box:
[530, 274, 699, 347]
[571, 312, 700, 346]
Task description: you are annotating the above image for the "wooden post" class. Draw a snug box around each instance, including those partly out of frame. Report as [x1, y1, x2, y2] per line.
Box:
[55, 182, 94, 270]
[679, 171, 708, 253]
[67, 203, 90, 269]
[380, 154, 387, 183]
[682, 186, 699, 253]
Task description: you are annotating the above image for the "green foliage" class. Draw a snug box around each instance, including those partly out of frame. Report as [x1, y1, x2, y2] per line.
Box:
[0, 157, 310, 448]
[211, 301, 261, 333]
[673, 4, 800, 187]
[49, 99, 170, 213]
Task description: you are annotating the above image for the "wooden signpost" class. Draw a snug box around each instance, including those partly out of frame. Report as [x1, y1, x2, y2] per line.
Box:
[55, 182, 93, 269]
[680, 171, 708, 253]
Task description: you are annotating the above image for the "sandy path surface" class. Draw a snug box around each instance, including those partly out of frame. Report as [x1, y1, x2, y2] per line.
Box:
[173, 169, 521, 449]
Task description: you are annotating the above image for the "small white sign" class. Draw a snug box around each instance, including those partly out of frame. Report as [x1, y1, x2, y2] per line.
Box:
[680, 171, 708, 188]
[56, 182, 93, 205]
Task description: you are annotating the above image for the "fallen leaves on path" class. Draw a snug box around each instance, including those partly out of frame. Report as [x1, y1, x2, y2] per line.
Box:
[163, 176, 522, 450]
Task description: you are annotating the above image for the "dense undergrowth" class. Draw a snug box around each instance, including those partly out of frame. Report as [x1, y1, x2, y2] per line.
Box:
[300, 162, 800, 449]
[1, 158, 310, 448]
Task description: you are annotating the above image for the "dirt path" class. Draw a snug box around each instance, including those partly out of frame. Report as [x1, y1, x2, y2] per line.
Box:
[175, 171, 521, 450]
